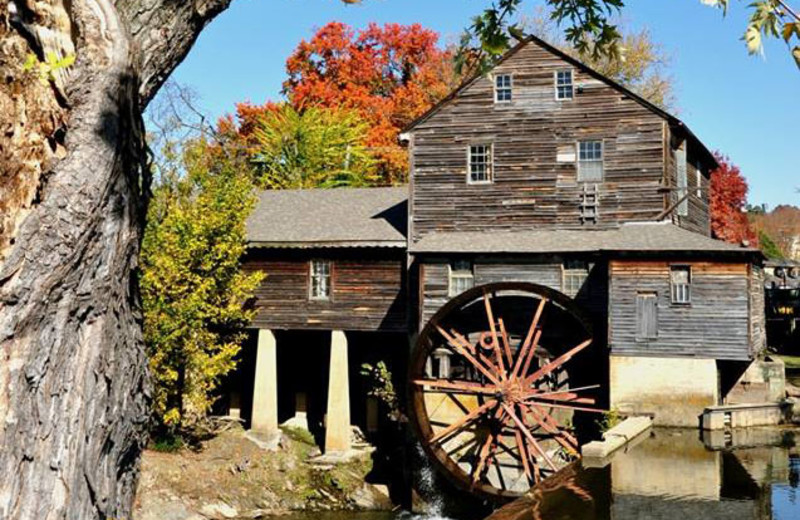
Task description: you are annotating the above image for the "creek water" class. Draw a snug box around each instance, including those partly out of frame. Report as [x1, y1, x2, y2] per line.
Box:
[264, 427, 800, 520]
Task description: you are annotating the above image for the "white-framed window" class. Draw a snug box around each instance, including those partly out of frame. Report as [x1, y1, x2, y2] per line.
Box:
[448, 260, 474, 297]
[563, 260, 590, 298]
[577, 140, 603, 182]
[636, 292, 658, 340]
[555, 69, 574, 100]
[309, 259, 332, 300]
[670, 265, 691, 304]
[494, 74, 512, 102]
[468, 144, 493, 184]
[676, 147, 688, 216]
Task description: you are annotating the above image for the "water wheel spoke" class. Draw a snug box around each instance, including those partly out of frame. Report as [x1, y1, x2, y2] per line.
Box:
[514, 430, 534, 484]
[530, 393, 596, 405]
[429, 399, 498, 444]
[533, 384, 600, 399]
[520, 329, 543, 379]
[412, 379, 497, 395]
[482, 291, 507, 380]
[497, 317, 514, 367]
[502, 403, 558, 472]
[522, 404, 579, 455]
[512, 298, 547, 378]
[524, 339, 592, 386]
[472, 431, 496, 485]
[524, 400, 605, 414]
[436, 325, 502, 385]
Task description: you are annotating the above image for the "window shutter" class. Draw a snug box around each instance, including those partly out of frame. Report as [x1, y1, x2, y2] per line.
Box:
[636, 293, 658, 339]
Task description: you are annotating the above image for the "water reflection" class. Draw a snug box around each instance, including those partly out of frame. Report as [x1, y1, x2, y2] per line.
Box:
[487, 427, 800, 520]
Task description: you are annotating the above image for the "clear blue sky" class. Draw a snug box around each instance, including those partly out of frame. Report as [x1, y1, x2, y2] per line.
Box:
[159, 0, 799, 208]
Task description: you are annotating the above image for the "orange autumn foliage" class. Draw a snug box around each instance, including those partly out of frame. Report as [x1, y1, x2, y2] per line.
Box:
[280, 22, 458, 184]
[709, 153, 758, 246]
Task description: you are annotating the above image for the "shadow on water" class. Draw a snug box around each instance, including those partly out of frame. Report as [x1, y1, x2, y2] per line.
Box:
[487, 427, 800, 520]
[262, 427, 800, 520]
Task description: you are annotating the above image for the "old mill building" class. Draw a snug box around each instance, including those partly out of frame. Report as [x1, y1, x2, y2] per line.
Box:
[222, 35, 771, 492]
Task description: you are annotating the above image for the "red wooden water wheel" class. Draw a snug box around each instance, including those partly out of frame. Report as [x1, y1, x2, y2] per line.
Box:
[409, 282, 604, 500]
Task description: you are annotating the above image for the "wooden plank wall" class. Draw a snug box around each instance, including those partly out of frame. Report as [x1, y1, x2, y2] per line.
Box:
[243, 248, 407, 333]
[409, 41, 667, 242]
[419, 256, 607, 332]
[668, 130, 711, 235]
[609, 260, 752, 360]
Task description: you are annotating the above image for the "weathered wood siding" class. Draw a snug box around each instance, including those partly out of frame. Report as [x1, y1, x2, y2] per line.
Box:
[419, 256, 607, 329]
[609, 260, 752, 360]
[243, 249, 406, 332]
[667, 130, 711, 235]
[409, 41, 668, 242]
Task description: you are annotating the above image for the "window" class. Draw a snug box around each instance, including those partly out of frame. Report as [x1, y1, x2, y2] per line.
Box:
[495, 74, 512, 102]
[448, 260, 474, 297]
[636, 292, 658, 340]
[670, 265, 691, 304]
[309, 260, 332, 300]
[577, 140, 603, 182]
[555, 69, 573, 100]
[676, 147, 688, 216]
[468, 144, 493, 184]
[563, 260, 590, 298]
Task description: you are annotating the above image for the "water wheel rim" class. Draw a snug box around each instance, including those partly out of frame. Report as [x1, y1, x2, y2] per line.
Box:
[408, 282, 599, 501]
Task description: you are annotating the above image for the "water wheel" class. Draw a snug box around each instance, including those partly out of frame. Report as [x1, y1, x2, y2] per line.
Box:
[409, 282, 603, 500]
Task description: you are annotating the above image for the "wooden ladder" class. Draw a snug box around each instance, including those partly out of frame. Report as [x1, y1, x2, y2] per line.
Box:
[580, 184, 599, 224]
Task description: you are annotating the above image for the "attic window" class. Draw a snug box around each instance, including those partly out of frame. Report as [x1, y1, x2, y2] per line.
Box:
[555, 69, 573, 100]
[495, 74, 512, 102]
[676, 148, 688, 216]
[468, 144, 493, 184]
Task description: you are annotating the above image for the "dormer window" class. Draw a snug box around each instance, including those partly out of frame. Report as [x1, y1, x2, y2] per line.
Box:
[495, 74, 512, 102]
[468, 144, 493, 184]
[555, 69, 573, 100]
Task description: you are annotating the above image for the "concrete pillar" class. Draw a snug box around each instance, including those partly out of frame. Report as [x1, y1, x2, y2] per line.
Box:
[251, 329, 278, 434]
[325, 330, 351, 453]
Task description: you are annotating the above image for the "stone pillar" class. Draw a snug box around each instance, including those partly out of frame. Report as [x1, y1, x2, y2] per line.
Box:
[251, 329, 278, 434]
[325, 330, 351, 453]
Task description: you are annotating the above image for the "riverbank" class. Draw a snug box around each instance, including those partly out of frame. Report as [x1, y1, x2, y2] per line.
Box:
[134, 426, 396, 520]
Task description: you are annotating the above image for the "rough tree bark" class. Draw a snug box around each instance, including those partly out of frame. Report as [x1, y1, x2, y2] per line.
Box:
[0, 0, 231, 517]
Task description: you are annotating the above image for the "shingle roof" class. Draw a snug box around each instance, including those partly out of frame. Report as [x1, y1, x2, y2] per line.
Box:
[409, 222, 761, 256]
[246, 187, 408, 248]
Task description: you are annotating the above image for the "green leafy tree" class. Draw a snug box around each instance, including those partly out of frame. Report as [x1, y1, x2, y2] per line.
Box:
[247, 104, 377, 189]
[141, 140, 263, 435]
[758, 229, 786, 259]
[453, 0, 800, 71]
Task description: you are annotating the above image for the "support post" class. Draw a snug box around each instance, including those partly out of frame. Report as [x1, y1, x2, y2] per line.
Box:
[325, 330, 351, 453]
[252, 329, 278, 434]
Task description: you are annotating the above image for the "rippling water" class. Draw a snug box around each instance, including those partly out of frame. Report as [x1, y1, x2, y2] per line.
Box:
[264, 427, 800, 520]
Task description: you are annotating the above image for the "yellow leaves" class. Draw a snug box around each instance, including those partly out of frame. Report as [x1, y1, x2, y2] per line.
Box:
[745, 24, 764, 55]
[141, 138, 262, 432]
[22, 52, 76, 85]
[794, 46, 800, 67]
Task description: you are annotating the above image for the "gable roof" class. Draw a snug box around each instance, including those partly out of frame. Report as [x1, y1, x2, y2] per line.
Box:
[246, 187, 407, 249]
[409, 222, 761, 256]
[402, 35, 717, 169]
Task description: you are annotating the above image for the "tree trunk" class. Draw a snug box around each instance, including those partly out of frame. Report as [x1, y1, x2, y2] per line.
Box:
[0, 0, 230, 517]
